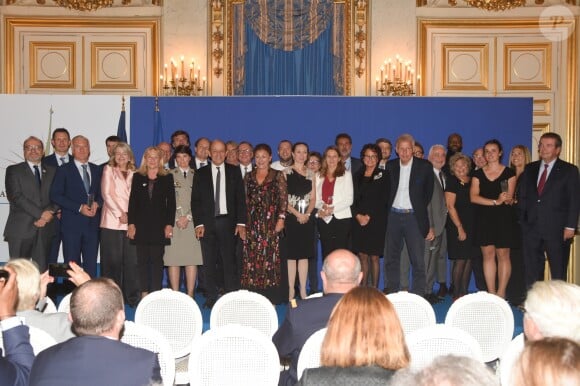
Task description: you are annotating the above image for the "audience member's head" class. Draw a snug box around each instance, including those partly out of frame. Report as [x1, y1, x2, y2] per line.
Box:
[307, 151, 322, 173]
[512, 338, 580, 386]
[71, 135, 91, 163]
[195, 137, 210, 161]
[69, 278, 125, 339]
[5, 259, 41, 311]
[105, 135, 122, 157]
[277, 139, 293, 164]
[449, 152, 472, 177]
[320, 249, 362, 294]
[23, 136, 44, 164]
[392, 355, 498, 386]
[509, 144, 531, 171]
[209, 139, 226, 166]
[321, 286, 409, 370]
[413, 141, 425, 159]
[428, 144, 446, 170]
[138, 146, 167, 176]
[523, 280, 580, 341]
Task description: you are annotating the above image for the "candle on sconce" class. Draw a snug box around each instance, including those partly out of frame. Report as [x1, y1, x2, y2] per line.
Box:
[417, 75, 421, 95]
[159, 75, 164, 93]
[163, 64, 168, 85]
[197, 66, 201, 83]
[387, 59, 392, 78]
[180, 56, 185, 80]
[202, 76, 207, 94]
[189, 63, 193, 81]
[376, 77, 379, 92]
[380, 66, 384, 83]
[170, 58, 176, 80]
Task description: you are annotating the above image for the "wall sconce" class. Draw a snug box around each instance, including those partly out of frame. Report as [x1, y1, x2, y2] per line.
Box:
[375, 55, 418, 96]
[212, 0, 224, 78]
[160, 56, 206, 96]
[354, 0, 368, 78]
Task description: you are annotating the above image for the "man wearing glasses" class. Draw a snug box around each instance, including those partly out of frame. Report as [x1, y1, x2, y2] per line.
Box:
[4, 137, 58, 271]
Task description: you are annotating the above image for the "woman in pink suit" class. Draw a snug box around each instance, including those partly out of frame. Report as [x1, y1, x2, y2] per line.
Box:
[100, 142, 139, 307]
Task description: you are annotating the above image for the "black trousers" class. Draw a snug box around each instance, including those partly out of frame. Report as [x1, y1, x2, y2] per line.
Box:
[200, 216, 239, 301]
[101, 228, 140, 306]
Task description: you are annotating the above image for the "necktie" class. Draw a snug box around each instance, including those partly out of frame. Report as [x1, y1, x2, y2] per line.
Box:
[60, 157, 66, 166]
[215, 167, 221, 216]
[183, 171, 187, 179]
[439, 171, 445, 190]
[244, 166, 249, 177]
[537, 163, 549, 195]
[82, 164, 90, 193]
[33, 165, 41, 187]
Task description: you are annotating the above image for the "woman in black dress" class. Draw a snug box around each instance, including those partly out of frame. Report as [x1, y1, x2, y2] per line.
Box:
[284, 142, 316, 300]
[128, 146, 176, 299]
[445, 153, 477, 299]
[351, 144, 390, 288]
[470, 139, 517, 299]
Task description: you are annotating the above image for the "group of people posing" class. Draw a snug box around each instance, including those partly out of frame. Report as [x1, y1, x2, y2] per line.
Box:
[4, 128, 579, 308]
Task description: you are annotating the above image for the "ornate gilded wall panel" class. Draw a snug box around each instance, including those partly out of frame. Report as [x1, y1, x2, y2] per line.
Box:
[90, 42, 137, 89]
[441, 43, 489, 90]
[504, 43, 551, 90]
[28, 41, 76, 88]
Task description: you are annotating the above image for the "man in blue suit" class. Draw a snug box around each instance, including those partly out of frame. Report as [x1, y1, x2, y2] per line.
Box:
[50, 135, 102, 277]
[29, 278, 161, 386]
[273, 249, 363, 386]
[518, 132, 580, 286]
[42, 128, 72, 265]
[0, 266, 35, 386]
[384, 134, 434, 296]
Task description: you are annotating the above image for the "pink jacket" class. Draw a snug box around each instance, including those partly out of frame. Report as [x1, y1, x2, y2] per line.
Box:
[100, 165, 133, 230]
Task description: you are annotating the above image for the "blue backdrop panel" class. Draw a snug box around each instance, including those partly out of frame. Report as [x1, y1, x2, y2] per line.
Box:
[129, 96, 532, 162]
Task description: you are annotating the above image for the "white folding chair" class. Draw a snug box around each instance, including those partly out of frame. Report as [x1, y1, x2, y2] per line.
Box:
[135, 289, 203, 385]
[498, 333, 524, 386]
[210, 290, 278, 337]
[445, 291, 514, 363]
[189, 324, 280, 386]
[28, 326, 58, 355]
[406, 324, 484, 371]
[386, 291, 436, 335]
[41, 297, 58, 313]
[57, 293, 72, 314]
[121, 321, 176, 386]
[296, 327, 327, 381]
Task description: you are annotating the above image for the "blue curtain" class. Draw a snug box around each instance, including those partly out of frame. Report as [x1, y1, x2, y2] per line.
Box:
[243, 21, 336, 95]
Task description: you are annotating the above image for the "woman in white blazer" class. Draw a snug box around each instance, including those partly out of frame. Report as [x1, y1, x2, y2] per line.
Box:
[315, 146, 353, 258]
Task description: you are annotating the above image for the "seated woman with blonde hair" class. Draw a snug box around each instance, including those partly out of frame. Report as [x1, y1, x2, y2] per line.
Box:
[512, 337, 579, 386]
[297, 286, 410, 385]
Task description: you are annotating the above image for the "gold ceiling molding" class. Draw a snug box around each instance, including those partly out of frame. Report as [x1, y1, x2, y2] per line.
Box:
[6, 0, 163, 9]
[463, 0, 525, 11]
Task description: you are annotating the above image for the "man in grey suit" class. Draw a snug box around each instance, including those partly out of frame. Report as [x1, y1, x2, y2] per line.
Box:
[4, 136, 57, 271]
[424, 145, 448, 303]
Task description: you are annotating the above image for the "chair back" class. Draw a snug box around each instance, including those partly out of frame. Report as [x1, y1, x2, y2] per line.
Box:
[189, 324, 280, 386]
[135, 289, 203, 358]
[210, 290, 278, 337]
[498, 333, 524, 386]
[386, 291, 436, 335]
[57, 293, 72, 313]
[121, 321, 176, 386]
[445, 291, 514, 362]
[296, 328, 327, 380]
[406, 324, 484, 371]
[42, 297, 58, 313]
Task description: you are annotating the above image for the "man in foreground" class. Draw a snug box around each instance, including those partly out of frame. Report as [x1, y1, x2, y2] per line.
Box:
[29, 278, 161, 386]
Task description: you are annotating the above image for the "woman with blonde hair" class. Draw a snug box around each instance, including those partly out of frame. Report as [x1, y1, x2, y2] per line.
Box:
[100, 142, 139, 307]
[512, 338, 579, 386]
[297, 286, 410, 385]
[128, 146, 175, 299]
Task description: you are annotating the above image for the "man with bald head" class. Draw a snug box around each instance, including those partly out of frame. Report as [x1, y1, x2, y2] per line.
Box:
[29, 278, 161, 386]
[192, 139, 247, 308]
[273, 249, 363, 386]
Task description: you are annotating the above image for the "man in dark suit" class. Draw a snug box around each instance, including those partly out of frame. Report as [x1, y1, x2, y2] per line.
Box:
[29, 278, 162, 386]
[518, 132, 580, 286]
[192, 139, 247, 308]
[42, 128, 72, 266]
[335, 133, 362, 174]
[0, 266, 35, 386]
[384, 134, 434, 296]
[4, 136, 58, 271]
[50, 135, 102, 277]
[273, 249, 362, 386]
